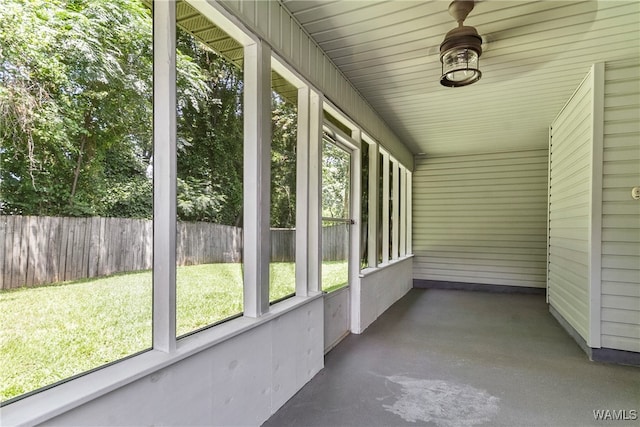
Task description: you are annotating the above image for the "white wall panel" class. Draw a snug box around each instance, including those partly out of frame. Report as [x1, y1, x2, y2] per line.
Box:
[358, 257, 413, 334]
[600, 59, 640, 352]
[216, 0, 413, 169]
[548, 70, 594, 343]
[38, 299, 324, 427]
[324, 287, 350, 353]
[271, 302, 324, 410]
[413, 150, 548, 289]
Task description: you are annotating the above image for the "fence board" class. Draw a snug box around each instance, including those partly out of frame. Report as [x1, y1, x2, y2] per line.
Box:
[47, 217, 61, 283]
[0, 216, 6, 288]
[0, 216, 349, 289]
[271, 229, 295, 262]
[81, 217, 91, 279]
[88, 217, 100, 277]
[69, 218, 84, 281]
[3, 216, 14, 288]
[58, 218, 69, 282]
[33, 217, 48, 285]
[15, 216, 28, 288]
[26, 216, 36, 286]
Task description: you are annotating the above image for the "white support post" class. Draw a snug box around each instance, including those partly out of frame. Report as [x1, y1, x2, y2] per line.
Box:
[406, 171, 412, 255]
[392, 159, 400, 260]
[588, 62, 604, 348]
[153, 0, 177, 352]
[350, 130, 362, 333]
[399, 166, 407, 257]
[367, 142, 379, 268]
[381, 151, 390, 265]
[243, 40, 271, 318]
[295, 86, 310, 297]
[547, 125, 552, 304]
[308, 91, 323, 294]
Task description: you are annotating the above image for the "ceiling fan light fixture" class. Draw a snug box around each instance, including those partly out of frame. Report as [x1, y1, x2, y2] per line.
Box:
[439, 1, 483, 87]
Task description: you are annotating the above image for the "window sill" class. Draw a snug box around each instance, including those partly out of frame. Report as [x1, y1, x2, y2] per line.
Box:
[1, 293, 323, 427]
[359, 254, 414, 278]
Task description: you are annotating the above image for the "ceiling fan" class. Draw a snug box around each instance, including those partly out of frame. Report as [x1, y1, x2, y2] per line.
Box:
[439, 0, 483, 87]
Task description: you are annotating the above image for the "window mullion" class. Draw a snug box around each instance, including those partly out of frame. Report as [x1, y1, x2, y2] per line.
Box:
[400, 166, 407, 257]
[295, 86, 310, 297]
[152, 0, 177, 352]
[243, 41, 271, 318]
[307, 91, 323, 294]
[381, 152, 390, 264]
[407, 171, 413, 255]
[392, 160, 400, 260]
[368, 143, 379, 268]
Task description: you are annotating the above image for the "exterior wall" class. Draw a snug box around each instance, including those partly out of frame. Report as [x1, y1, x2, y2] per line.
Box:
[548, 71, 595, 343]
[601, 60, 640, 352]
[324, 287, 350, 352]
[33, 298, 324, 427]
[412, 150, 548, 289]
[215, 0, 413, 169]
[357, 257, 413, 333]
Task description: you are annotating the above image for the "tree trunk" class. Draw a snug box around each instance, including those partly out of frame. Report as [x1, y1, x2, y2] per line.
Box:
[69, 110, 93, 209]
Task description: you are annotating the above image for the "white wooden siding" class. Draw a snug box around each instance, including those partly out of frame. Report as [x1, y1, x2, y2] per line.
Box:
[217, 0, 413, 169]
[601, 60, 640, 352]
[412, 150, 548, 288]
[548, 70, 594, 342]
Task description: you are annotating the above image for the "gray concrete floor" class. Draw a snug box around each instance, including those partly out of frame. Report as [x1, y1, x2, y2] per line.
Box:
[263, 289, 640, 427]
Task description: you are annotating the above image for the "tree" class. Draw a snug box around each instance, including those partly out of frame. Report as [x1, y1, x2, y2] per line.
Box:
[322, 141, 350, 219]
[0, 0, 298, 227]
[271, 94, 297, 228]
[175, 27, 243, 225]
[0, 0, 155, 216]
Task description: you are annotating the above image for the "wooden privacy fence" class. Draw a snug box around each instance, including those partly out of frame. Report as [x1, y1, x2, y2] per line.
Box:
[1, 216, 348, 289]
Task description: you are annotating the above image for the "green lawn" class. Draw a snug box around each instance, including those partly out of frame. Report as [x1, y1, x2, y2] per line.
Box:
[0, 261, 348, 402]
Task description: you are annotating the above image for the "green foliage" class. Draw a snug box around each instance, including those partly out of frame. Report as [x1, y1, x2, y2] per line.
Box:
[0, 0, 297, 226]
[322, 140, 351, 219]
[0, 0, 154, 217]
[175, 28, 244, 225]
[271, 94, 297, 228]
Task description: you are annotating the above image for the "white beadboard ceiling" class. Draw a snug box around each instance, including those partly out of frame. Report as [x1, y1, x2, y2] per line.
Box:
[280, 0, 640, 158]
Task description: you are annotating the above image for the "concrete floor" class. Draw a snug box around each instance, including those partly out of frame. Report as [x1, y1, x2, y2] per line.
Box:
[263, 288, 640, 427]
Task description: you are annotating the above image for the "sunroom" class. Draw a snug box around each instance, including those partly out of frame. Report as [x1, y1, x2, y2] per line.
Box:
[1, 0, 638, 426]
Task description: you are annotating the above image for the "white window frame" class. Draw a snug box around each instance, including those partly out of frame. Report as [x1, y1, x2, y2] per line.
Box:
[391, 158, 400, 261]
[406, 170, 413, 255]
[362, 133, 379, 269]
[399, 165, 407, 258]
[380, 148, 390, 265]
[0, 0, 414, 422]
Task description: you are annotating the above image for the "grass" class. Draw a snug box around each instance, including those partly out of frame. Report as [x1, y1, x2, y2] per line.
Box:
[0, 260, 347, 402]
[321, 260, 349, 292]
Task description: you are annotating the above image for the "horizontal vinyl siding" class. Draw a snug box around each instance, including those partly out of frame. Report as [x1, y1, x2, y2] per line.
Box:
[412, 150, 548, 289]
[601, 60, 640, 352]
[548, 72, 593, 342]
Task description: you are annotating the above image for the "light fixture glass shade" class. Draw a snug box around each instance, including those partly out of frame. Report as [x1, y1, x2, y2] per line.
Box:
[440, 48, 481, 87]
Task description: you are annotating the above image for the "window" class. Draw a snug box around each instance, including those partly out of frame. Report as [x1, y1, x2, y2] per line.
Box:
[0, 0, 153, 403]
[378, 151, 385, 264]
[406, 170, 413, 255]
[175, 6, 244, 337]
[321, 133, 351, 292]
[399, 165, 407, 257]
[269, 71, 298, 303]
[392, 160, 402, 260]
[374, 149, 411, 266]
[389, 159, 395, 260]
[360, 140, 370, 269]
[0, 0, 413, 412]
